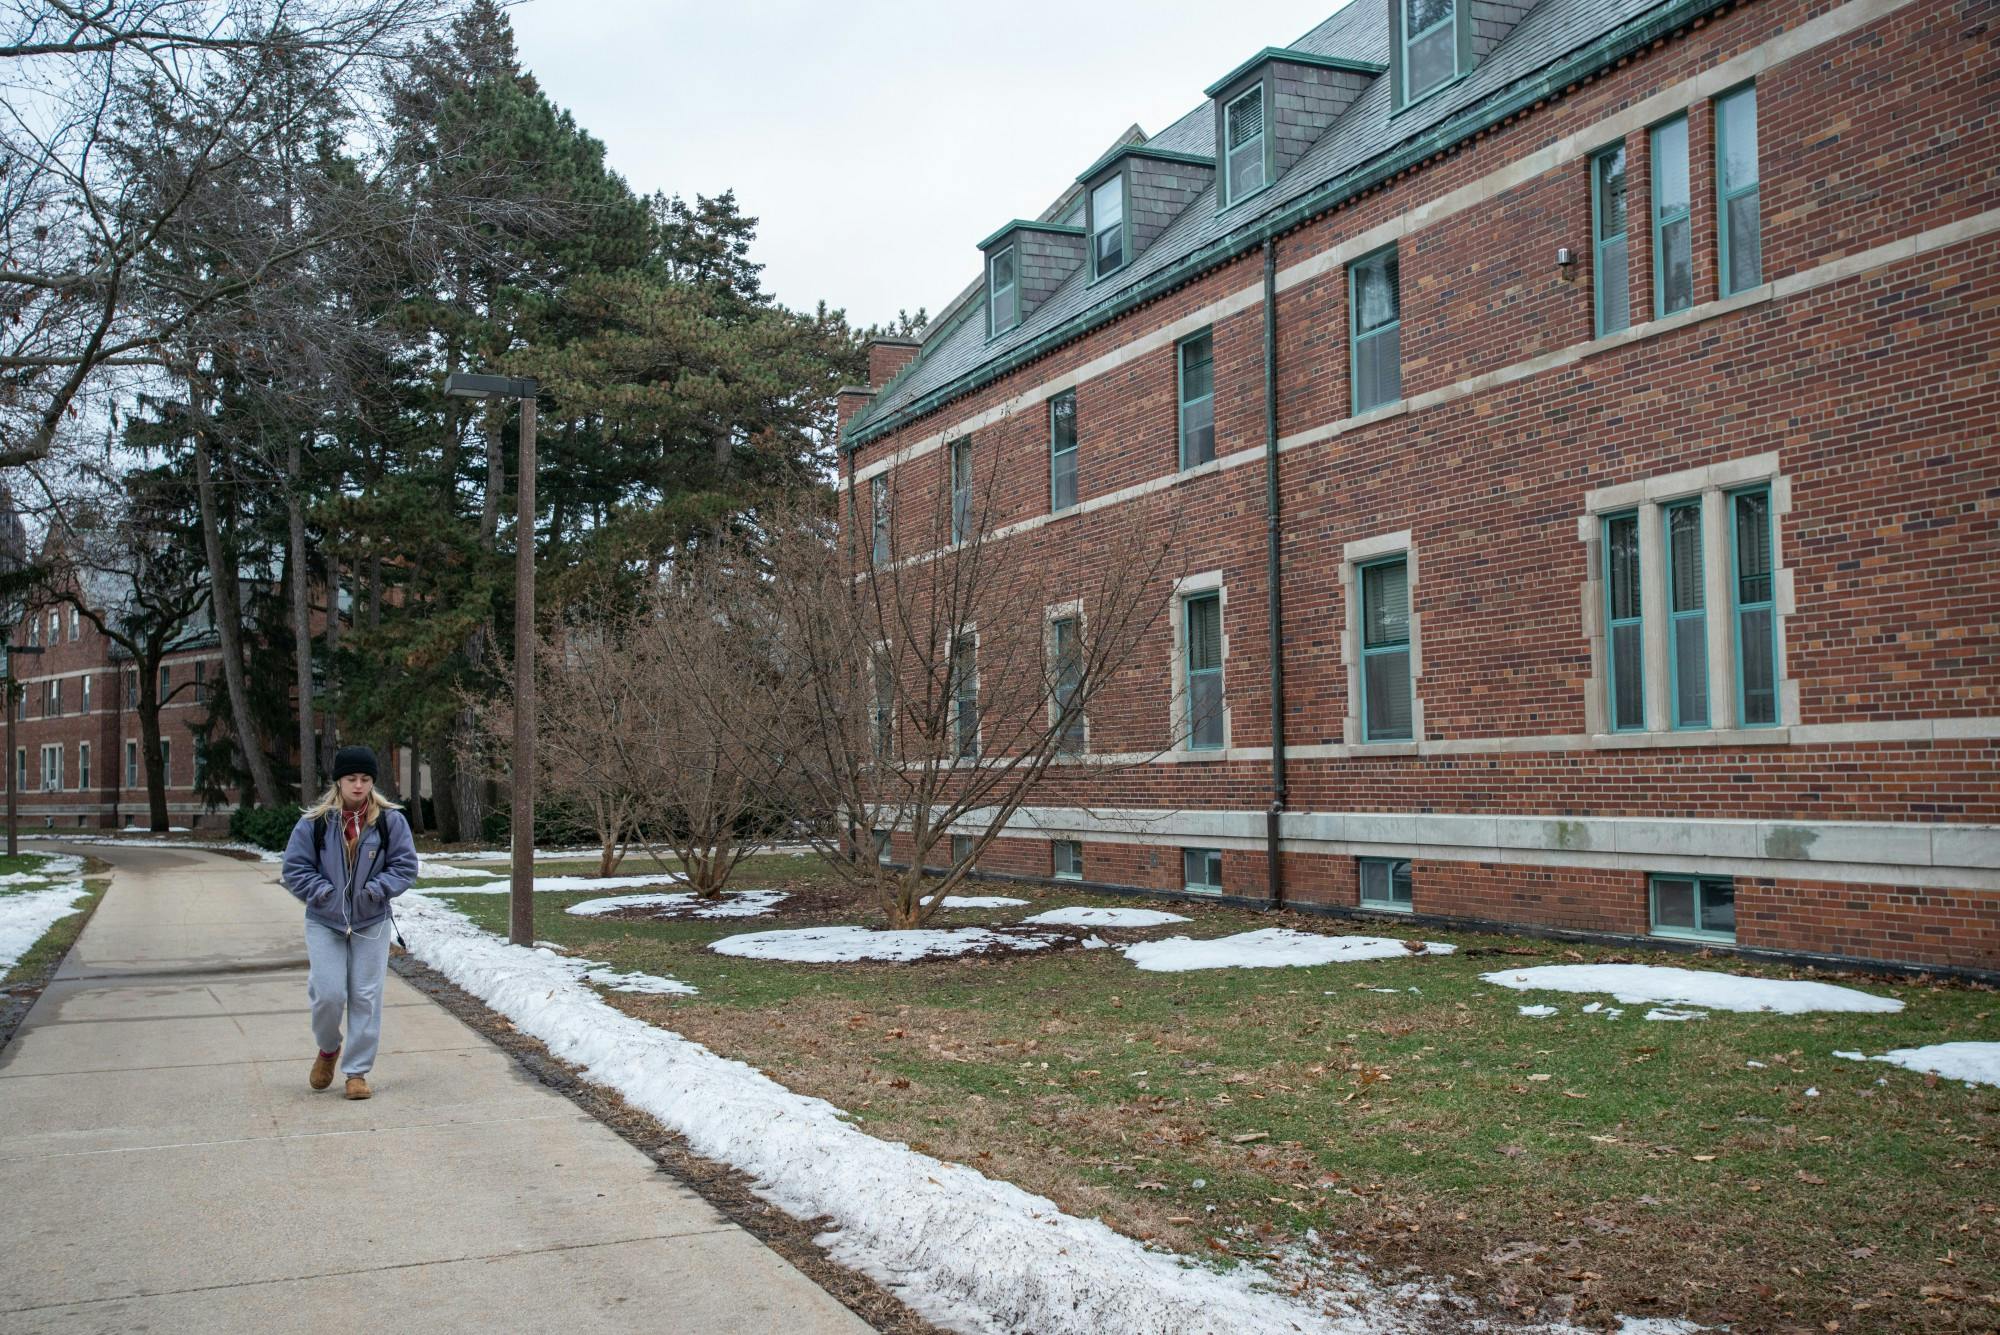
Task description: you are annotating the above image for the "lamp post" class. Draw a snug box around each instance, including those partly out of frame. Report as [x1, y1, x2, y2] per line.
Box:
[443, 373, 538, 947]
[6, 643, 46, 858]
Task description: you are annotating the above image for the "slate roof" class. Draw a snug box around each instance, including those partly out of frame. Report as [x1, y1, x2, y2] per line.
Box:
[845, 0, 1683, 446]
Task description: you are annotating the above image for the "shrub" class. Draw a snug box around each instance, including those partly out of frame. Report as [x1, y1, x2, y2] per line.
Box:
[231, 803, 302, 852]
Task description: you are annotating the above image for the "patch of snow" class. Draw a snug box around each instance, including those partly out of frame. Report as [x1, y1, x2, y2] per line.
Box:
[1804, 1087, 1819, 1097]
[1022, 906, 1189, 928]
[398, 892, 1397, 1334]
[938, 895, 1031, 909]
[1615, 1319, 1707, 1335]
[711, 925, 1058, 964]
[566, 890, 787, 920]
[1581, 1002, 1603, 1013]
[1124, 929, 1455, 973]
[1745, 1060, 1767, 1069]
[1644, 1008, 1707, 1022]
[425, 846, 600, 862]
[1831, 1050, 1863, 1061]
[443, 871, 688, 895]
[123, 824, 191, 832]
[0, 853, 84, 884]
[0, 880, 90, 974]
[26, 834, 283, 862]
[1080, 935, 1111, 950]
[1480, 964, 1902, 1015]
[414, 862, 491, 881]
[1836, 1042, 2000, 1089]
[1518, 1004, 1559, 1018]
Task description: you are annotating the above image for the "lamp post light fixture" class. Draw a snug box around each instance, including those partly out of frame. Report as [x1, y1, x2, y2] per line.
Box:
[444, 372, 539, 947]
[5, 643, 46, 857]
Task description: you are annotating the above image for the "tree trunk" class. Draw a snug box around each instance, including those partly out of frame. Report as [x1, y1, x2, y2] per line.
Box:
[431, 740, 462, 843]
[190, 384, 281, 806]
[137, 656, 168, 832]
[403, 735, 422, 834]
[319, 545, 341, 763]
[286, 435, 317, 797]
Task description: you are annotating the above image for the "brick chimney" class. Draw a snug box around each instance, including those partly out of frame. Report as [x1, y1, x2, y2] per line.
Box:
[836, 385, 874, 433]
[866, 337, 920, 388]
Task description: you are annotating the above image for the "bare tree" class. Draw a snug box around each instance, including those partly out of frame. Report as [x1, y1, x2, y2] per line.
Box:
[758, 470, 1183, 929]
[0, 0, 449, 470]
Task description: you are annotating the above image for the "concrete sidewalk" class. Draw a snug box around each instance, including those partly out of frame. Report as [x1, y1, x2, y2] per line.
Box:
[0, 843, 872, 1335]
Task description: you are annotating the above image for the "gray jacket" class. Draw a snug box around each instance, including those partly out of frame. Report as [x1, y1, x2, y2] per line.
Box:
[281, 808, 419, 933]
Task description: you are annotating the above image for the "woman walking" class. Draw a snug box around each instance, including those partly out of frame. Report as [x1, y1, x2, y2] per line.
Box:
[281, 746, 419, 1100]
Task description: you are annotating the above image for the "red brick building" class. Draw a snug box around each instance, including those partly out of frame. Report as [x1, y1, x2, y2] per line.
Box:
[839, 0, 1999, 974]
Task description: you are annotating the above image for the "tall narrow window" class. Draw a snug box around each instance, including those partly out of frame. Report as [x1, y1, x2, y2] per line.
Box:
[26, 616, 37, 647]
[194, 739, 208, 789]
[1402, 0, 1457, 103]
[158, 738, 170, 786]
[1184, 847, 1224, 893]
[1716, 86, 1761, 296]
[1604, 512, 1644, 732]
[159, 664, 169, 702]
[1349, 247, 1401, 414]
[49, 680, 61, 716]
[124, 740, 137, 788]
[1091, 175, 1124, 277]
[1360, 557, 1413, 742]
[14, 749, 23, 790]
[40, 744, 59, 791]
[950, 438, 973, 545]
[1223, 84, 1266, 204]
[80, 674, 91, 715]
[1592, 144, 1630, 336]
[79, 742, 90, 790]
[1731, 486, 1778, 726]
[1049, 391, 1078, 512]
[1651, 116, 1692, 317]
[1177, 331, 1215, 468]
[126, 667, 136, 708]
[951, 634, 979, 759]
[988, 246, 1018, 335]
[871, 651, 895, 761]
[193, 659, 206, 705]
[1665, 500, 1708, 729]
[1051, 615, 1084, 753]
[1184, 592, 1224, 750]
[68, 608, 79, 641]
[870, 475, 890, 564]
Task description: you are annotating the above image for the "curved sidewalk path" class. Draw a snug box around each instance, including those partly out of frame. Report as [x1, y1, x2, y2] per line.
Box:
[0, 842, 870, 1334]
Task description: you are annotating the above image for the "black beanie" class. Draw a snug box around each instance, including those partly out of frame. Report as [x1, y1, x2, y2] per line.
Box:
[331, 746, 378, 782]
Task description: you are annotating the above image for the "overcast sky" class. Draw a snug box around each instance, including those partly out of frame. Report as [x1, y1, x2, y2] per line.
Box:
[508, 0, 1347, 331]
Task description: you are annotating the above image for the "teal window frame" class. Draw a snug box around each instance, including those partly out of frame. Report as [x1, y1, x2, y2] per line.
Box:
[1183, 847, 1224, 893]
[1591, 142, 1630, 337]
[1183, 591, 1224, 750]
[1399, 0, 1460, 107]
[1715, 85, 1762, 297]
[870, 475, 889, 564]
[1221, 83, 1268, 208]
[1650, 115, 1692, 318]
[1176, 330, 1216, 469]
[1050, 614, 1084, 753]
[1049, 391, 1078, 512]
[1348, 245, 1401, 415]
[949, 438, 973, 545]
[1649, 873, 1737, 942]
[951, 633, 979, 759]
[1358, 555, 1413, 743]
[1664, 498, 1708, 730]
[1603, 511, 1644, 732]
[1053, 839, 1083, 881]
[987, 245, 1018, 336]
[1089, 172, 1127, 280]
[1359, 857, 1413, 911]
[1729, 484, 1779, 728]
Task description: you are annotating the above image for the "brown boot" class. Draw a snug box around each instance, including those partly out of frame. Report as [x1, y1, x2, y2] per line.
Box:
[344, 1074, 371, 1100]
[310, 1049, 339, 1091]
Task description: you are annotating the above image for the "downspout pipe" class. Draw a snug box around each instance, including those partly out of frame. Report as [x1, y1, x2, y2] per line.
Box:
[1262, 238, 1287, 909]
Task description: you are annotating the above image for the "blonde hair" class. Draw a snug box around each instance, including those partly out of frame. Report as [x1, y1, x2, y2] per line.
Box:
[303, 780, 405, 824]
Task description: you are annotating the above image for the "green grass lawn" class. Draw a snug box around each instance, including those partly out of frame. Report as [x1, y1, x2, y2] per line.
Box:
[424, 852, 1999, 1331]
[2, 854, 108, 988]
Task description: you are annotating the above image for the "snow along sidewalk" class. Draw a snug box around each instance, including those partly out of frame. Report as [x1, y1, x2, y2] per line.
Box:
[400, 892, 1484, 1335]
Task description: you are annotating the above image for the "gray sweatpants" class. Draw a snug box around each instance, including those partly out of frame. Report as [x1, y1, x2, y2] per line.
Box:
[305, 917, 393, 1076]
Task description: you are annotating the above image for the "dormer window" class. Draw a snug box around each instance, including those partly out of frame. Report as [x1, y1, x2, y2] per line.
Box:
[988, 246, 1018, 336]
[1223, 84, 1267, 205]
[1401, 0, 1458, 104]
[1091, 176, 1125, 278]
